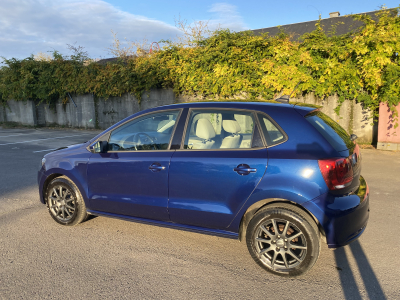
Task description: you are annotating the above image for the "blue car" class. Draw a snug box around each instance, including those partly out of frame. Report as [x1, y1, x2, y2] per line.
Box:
[38, 101, 369, 276]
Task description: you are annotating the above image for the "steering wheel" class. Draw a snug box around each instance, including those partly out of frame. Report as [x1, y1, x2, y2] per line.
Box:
[133, 133, 159, 150]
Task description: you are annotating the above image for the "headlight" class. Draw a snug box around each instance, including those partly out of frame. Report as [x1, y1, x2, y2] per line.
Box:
[40, 157, 46, 170]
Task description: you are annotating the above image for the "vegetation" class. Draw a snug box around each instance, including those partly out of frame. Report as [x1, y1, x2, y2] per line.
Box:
[1, 7, 399, 125]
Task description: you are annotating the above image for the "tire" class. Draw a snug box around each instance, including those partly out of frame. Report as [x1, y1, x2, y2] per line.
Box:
[45, 176, 88, 226]
[246, 203, 320, 277]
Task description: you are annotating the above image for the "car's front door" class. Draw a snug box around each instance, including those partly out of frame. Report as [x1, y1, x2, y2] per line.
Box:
[87, 109, 181, 221]
[168, 108, 268, 230]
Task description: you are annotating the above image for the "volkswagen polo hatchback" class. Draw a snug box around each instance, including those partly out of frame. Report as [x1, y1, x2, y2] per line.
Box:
[38, 102, 369, 276]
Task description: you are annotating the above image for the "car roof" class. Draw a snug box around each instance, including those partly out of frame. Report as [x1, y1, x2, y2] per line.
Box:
[87, 100, 318, 148]
[155, 101, 316, 115]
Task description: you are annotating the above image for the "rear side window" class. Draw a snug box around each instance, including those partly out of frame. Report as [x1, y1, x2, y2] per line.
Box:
[257, 113, 287, 146]
[306, 111, 353, 151]
[183, 109, 256, 150]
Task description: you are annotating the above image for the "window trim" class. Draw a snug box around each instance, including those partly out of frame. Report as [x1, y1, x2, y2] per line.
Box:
[178, 107, 267, 151]
[88, 108, 183, 153]
[257, 112, 289, 148]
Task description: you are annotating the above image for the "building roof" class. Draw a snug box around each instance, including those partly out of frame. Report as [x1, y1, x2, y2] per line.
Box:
[251, 10, 383, 40]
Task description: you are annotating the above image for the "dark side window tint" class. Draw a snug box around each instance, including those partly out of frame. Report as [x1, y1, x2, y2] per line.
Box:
[257, 114, 287, 146]
[305, 111, 353, 151]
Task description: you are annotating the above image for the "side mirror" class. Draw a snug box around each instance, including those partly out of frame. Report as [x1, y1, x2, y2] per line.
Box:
[92, 141, 108, 153]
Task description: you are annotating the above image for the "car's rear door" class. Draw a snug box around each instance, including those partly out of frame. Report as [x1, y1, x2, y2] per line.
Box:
[86, 109, 181, 221]
[168, 108, 268, 230]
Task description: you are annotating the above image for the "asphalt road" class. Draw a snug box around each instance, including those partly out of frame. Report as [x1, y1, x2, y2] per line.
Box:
[0, 128, 399, 300]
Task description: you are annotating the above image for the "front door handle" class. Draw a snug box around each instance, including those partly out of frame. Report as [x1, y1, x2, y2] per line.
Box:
[234, 164, 257, 176]
[149, 162, 166, 172]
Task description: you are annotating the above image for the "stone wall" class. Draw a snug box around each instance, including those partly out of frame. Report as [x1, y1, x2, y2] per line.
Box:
[1, 89, 376, 143]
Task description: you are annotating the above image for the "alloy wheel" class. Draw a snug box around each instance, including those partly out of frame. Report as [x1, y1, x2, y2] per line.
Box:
[254, 218, 307, 271]
[48, 185, 77, 222]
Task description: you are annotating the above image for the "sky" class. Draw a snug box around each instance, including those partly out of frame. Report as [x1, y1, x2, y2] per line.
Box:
[0, 0, 398, 61]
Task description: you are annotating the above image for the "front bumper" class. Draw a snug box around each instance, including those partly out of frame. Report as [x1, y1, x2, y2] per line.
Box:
[303, 176, 370, 248]
[37, 168, 46, 204]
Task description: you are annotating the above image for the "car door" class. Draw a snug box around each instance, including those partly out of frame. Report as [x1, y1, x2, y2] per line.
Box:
[86, 109, 181, 221]
[168, 108, 269, 230]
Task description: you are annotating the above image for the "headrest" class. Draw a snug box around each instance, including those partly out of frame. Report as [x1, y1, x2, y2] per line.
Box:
[196, 119, 216, 140]
[223, 120, 241, 134]
[157, 120, 175, 132]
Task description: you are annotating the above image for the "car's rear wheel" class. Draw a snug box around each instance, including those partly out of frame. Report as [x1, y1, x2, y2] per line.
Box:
[246, 203, 320, 277]
[46, 176, 88, 226]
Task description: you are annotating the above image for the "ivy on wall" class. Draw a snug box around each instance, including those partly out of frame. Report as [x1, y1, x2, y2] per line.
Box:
[0, 7, 399, 125]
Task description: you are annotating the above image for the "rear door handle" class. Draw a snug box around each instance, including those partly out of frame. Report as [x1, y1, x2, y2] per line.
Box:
[234, 164, 257, 176]
[149, 162, 166, 172]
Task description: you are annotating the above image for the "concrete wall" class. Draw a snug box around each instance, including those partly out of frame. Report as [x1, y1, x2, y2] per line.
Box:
[0, 105, 5, 123]
[96, 89, 174, 129]
[42, 94, 96, 129]
[4, 100, 37, 126]
[1, 89, 377, 144]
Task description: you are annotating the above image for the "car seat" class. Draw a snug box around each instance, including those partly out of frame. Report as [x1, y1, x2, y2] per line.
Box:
[192, 119, 216, 149]
[220, 120, 242, 149]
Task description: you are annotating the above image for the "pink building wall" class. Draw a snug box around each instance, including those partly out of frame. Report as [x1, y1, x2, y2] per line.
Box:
[377, 103, 400, 151]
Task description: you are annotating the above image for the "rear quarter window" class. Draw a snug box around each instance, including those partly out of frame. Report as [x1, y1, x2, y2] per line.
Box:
[305, 111, 353, 152]
[257, 113, 287, 146]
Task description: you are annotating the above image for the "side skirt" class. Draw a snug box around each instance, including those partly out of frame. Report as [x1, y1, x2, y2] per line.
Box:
[87, 210, 239, 240]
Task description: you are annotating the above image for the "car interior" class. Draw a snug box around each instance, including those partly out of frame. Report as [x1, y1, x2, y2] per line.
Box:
[184, 111, 254, 149]
[107, 112, 179, 151]
[105, 109, 287, 151]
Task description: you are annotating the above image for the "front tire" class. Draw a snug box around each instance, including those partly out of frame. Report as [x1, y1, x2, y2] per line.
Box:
[246, 203, 320, 277]
[46, 176, 88, 226]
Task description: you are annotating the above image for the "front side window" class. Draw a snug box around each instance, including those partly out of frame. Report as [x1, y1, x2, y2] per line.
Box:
[108, 110, 180, 151]
[184, 110, 256, 150]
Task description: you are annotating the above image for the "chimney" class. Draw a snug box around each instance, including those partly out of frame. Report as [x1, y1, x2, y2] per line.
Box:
[329, 12, 340, 18]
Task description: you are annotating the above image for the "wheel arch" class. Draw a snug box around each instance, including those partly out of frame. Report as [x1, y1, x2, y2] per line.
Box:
[42, 173, 64, 204]
[42, 172, 86, 205]
[238, 198, 325, 242]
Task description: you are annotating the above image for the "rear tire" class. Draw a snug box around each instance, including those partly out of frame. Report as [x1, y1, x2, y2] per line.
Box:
[246, 203, 320, 277]
[46, 176, 88, 226]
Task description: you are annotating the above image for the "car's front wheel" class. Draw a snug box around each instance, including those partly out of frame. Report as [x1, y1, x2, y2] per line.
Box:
[246, 203, 320, 277]
[46, 176, 88, 226]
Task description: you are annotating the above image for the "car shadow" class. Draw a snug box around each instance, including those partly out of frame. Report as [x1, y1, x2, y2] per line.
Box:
[85, 214, 97, 222]
[334, 240, 386, 300]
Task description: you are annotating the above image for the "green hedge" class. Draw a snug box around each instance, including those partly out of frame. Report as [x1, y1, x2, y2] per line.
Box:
[1, 7, 399, 124]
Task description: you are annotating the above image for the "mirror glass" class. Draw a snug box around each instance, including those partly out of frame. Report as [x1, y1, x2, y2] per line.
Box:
[93, 141, 101, 153]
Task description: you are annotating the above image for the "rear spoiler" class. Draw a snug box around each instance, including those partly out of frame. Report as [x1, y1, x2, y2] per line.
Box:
[294, 106, 319, 117]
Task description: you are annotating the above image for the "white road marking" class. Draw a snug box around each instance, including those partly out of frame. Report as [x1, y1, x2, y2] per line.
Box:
[33, 148, 59, 153]
[0, 133, 32, 138]
[0, 134, 92, 146]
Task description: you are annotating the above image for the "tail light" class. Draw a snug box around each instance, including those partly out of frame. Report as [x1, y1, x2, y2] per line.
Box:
[318, 157, 354, 190]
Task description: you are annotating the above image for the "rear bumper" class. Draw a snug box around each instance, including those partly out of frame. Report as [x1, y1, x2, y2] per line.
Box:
[303, 176, 369, 248]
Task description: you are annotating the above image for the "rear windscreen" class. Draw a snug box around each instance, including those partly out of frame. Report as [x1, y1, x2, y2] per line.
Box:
[305, 111, 353, 152]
